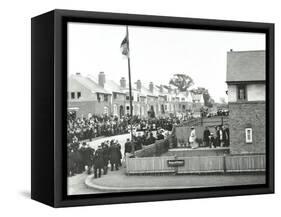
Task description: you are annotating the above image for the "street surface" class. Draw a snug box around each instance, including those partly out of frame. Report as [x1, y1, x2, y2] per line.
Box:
[68, 166, 266, 195]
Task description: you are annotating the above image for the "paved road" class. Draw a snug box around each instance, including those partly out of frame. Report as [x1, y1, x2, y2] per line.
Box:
[68, 166, 266, 195]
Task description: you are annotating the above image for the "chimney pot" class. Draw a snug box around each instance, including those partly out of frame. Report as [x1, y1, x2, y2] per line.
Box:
[120, 77, 126, 88]
[136, 80, 142, 90]
[149, 82, 154, 93]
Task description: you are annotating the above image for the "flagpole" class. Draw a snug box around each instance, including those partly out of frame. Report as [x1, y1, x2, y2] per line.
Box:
[126, 26, 135, 153]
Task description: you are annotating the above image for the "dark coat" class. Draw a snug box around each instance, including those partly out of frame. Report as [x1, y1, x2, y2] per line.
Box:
[109, 145, 121, 164]
[80, 146, 93, 165]
[124, 142, 132, 153]
[94, 149, 104, 168]
[102, 145, 110, 166]
[203, 129, 210, 142]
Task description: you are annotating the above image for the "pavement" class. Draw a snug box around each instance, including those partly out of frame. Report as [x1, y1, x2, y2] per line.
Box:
[68, 165, 266, 195]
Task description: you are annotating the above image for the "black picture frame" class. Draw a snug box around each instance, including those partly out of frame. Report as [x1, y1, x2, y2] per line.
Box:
[31, 9, 274, 207]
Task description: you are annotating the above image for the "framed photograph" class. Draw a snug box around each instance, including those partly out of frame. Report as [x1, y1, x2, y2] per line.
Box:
[31, 9, 274, 207]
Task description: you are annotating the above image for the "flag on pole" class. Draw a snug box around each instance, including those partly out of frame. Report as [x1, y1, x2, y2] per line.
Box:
[120, 27, 129, 57]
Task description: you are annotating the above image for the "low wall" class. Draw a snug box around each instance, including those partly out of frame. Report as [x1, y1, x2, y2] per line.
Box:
[165, 147, 230, 157]
[126, 154, 265, 175]
[134, 139, 169, 157]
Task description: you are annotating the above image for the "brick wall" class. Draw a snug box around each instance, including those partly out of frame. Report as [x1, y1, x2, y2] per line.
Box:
[229, 102, 265, 154]
[68, 100, 111, 118]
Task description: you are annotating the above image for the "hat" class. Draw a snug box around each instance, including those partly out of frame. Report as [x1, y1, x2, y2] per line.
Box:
[191, 126, 194, 129]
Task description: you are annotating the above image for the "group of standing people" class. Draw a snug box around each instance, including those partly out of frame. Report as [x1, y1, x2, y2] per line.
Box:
[203, 125, 230, 148]
[68, 139, 122, 179]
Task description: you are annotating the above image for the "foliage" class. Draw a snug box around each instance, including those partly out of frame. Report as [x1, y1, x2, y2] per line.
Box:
[169, 74, 194, 92]
[190, 87, 214, 108]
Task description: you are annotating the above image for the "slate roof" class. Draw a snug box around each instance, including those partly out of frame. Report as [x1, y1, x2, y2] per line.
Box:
[226, 50, 265, 82]
[71, 74, 111, 94]
[88, 75, 125, 94]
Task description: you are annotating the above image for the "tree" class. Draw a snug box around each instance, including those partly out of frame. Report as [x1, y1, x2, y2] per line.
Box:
[190, 87, 214, 108]
[169, 74, 194, 92]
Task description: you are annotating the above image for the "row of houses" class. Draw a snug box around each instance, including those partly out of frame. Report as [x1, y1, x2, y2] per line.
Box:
[68, 72, 204, 119]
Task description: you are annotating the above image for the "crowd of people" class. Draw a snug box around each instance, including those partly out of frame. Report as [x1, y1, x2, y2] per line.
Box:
[67, 112, 178, 144]
[67, 113, 181, 177]
[67, 111, 232, 178]
[67, 112, 129, 143]
[68, 139, 122, 178]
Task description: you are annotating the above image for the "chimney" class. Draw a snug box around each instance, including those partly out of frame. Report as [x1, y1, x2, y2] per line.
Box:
[168, 86, 172, 94]
[76, 72, 81, 76]
[136, 80, 142, 90]
[159, 85, 163, 93]
[98, 72, 105, 87]
[149, 82, 154, 93]
[230, 49, 233, 52]
[120, 77, 126, 88]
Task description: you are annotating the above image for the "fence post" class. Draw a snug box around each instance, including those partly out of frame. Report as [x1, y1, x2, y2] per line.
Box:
[174, 155, 178, 175]
[223, 154, 227, 173]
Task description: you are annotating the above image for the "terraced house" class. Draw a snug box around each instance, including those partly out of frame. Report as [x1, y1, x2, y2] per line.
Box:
[68, 72, 204, 119]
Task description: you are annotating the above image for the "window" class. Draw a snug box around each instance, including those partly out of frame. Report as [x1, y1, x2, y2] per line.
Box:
[245, 128, 253, 143]
[71, 92, 75, 99]
[97, 93, 101, 102]
[113, 93, 117, 99]
[77, 92, 81, 99]
[104, 95, 108, 102]
[126, 95, 133, 101]
[238, 85, 246, 100]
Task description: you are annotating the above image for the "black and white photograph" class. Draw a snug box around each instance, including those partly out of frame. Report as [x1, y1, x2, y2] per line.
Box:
[66, 22, 266, 195]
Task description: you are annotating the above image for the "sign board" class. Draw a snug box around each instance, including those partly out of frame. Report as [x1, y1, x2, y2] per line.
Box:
[167, 159, 185, 167]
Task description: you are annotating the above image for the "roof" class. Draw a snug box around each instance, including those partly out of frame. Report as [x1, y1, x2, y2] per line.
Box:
[88, 75, 125, 94]
[226, 50, 265, 82]
[71, 74, 111, 94]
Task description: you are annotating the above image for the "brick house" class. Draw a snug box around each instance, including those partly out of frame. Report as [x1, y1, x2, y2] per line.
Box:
[226, 50, 265, 154]
[68, 73, 111, 118]
[88, 72, 126, 118]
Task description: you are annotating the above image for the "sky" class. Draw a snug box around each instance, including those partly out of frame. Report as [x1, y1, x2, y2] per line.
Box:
[68, 22, 265, 102]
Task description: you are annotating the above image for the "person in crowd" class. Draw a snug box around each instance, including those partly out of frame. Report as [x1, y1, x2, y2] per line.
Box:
[203, 126, 211, 148]
[147, 132, 156, 145]
[209, 133, 216, 148]
[101, 142, 110, 175]
[79, 142, 94, 174]
[109, 142, 121, 171]
[124, 138, 132, 155]
[189, 126, 197, 148]
[215, 126, 221, 147]
[157, 130, 165, 140]
[93, 145, 104, 178]
[116, 141, 122, 167]
[222, 125, 230, 147]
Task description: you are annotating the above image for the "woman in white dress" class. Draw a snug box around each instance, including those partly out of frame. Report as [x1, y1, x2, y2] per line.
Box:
[189, 126, 197, 149]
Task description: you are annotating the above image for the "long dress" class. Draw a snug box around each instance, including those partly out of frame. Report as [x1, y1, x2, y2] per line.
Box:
[189, 129, 197, 148]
